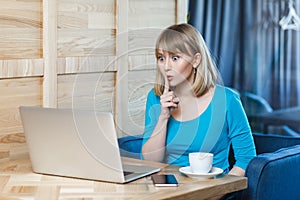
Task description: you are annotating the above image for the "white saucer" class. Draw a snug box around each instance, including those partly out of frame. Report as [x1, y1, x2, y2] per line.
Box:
[179, 166, 223, 180]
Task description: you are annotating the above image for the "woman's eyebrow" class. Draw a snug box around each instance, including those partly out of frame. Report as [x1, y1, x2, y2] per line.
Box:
[170, 51, 183, 56]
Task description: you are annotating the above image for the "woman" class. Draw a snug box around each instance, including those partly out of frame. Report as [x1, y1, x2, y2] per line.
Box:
[141, 23, 256, 176]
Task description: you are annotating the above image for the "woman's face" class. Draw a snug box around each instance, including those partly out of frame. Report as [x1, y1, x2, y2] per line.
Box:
[157, 49, 195, 87]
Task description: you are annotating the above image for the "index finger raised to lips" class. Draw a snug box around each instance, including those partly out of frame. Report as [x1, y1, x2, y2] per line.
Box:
[163, 77, 170, 93]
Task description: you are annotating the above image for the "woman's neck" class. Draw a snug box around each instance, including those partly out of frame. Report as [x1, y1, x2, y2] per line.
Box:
[170, 84, 215, 122]
[172, 81, 195, 98]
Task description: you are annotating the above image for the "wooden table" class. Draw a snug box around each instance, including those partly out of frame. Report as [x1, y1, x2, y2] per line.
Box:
[0, 154, 247, 200]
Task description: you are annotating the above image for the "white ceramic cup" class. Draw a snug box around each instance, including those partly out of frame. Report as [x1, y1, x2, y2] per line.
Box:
[189, 152, 213, 174]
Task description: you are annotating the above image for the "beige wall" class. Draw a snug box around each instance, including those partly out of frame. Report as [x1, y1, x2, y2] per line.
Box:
[0, 0, 188, 159]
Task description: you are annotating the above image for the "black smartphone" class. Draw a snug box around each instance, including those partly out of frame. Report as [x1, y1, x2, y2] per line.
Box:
[151, 174, 179, 187]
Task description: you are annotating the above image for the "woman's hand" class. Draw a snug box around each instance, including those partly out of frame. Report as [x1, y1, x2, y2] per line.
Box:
[229, 166, 245, 176]
[159, 80, 179, 119]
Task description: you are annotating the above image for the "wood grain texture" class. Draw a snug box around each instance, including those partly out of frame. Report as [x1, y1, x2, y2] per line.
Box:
[0, 154, 247, 200]
[128, 28, 162, 56]
[0, 0, 42, 59]
[57, 72, 115, 113]
[176, 0, 188, 24]
[0, 29, 42, 59]
[127, 70, 156, 135]
[58, 0, 115, 28]
[128, 54, 156, 71]
[58, 0, 114, 13]
[128, 0, 176, 28]
[0, 77, 42, 135]
[57, 0, 115, 57]
[0, 132, 28, 172]
[43, 0, 58, 108]
[58, 29, 116, 57]
[0, 59, 43, 78]
[57, 56, 117, 74]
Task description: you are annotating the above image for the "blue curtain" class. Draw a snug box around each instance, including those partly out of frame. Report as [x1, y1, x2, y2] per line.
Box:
[189, 0, 241, 86]
[189, 0, 300, 109]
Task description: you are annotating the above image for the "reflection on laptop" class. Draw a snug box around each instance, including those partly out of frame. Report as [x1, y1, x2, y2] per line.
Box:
[19, 106, 160, 183]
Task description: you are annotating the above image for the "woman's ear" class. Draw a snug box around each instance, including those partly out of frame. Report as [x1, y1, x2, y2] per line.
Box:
[193, 53, 201, 68]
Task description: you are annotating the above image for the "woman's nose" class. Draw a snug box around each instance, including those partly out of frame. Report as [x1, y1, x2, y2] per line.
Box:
[164, 57, 171, 71]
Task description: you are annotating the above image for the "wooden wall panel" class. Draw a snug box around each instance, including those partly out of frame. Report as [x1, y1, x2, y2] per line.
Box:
[0, 0, 42, 59]
[57, 0, 116, 57]
[0, 77, 42, 135]
[57, 29, 116, 57]
[0, 29, 42, 59]
[43, 0, 57, 107]
[128, 0, 176, 28]
[0, 0, 43, 145]
[57, 56, 117, 74]
[128, 29, 161, 57]
[57, 73, 115, 113]
[128, 54, 156, 71]
[0, 0, 188, 147]
[0, 59, 43, 78]
[127, 70, 156, 135]
[58, 1, 115, 29]
[127, 0, 178, 58]
[176, 0, 189, 23]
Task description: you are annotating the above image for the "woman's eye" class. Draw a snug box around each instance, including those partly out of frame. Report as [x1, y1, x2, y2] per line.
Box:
[158, 56, 165, 61]
[172, 56, 179, 61]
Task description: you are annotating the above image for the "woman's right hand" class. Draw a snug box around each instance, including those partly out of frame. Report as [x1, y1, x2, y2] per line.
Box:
[159, 81, 179, 119]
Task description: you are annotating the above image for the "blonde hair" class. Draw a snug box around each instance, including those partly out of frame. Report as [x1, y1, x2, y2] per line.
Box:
[154, 23, 218, 97]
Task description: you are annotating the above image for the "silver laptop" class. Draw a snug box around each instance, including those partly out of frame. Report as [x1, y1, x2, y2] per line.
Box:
[19, 106, 160, 183]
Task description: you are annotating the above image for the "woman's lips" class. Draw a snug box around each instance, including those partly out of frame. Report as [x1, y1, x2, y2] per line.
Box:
[167, 76, 173, 81]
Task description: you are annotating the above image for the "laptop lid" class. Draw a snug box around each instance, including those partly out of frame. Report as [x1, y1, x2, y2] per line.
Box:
[19, 106, 160, 183]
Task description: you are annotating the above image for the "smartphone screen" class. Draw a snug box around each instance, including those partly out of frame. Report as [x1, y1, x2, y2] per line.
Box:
[151, 174, 179, 187]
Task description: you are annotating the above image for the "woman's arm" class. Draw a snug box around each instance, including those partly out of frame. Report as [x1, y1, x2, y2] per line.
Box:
[142, 83, 178, 162]
[228, 91, 256, 174]
[141, 114, 169, 162]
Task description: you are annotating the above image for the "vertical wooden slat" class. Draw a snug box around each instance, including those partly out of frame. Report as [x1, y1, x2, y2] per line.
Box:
[43, 0, 58, 108]
[115, 0, 129, 137]
[176, 0, 188, 24]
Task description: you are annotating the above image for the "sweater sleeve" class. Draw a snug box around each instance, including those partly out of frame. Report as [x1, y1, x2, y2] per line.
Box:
[227, 91, 257, 170]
